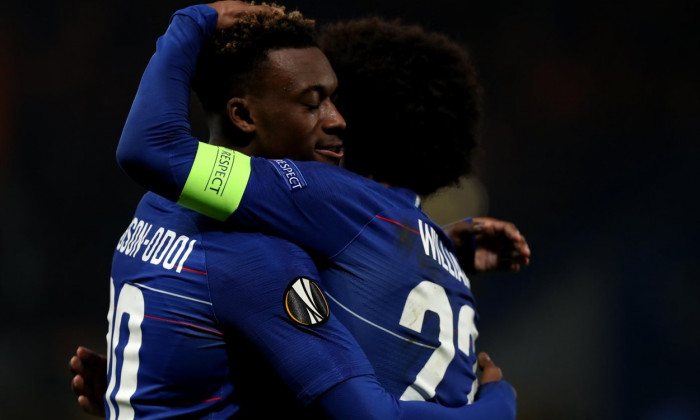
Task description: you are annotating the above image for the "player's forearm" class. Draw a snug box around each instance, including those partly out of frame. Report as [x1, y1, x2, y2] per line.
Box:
[314, 375, 516, 420]
[116, 5, 217, 201]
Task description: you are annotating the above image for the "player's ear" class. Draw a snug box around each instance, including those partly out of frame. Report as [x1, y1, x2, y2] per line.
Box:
[227, 97, 255, 133]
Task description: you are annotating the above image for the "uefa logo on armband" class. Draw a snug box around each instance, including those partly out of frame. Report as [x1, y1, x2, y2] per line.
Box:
[283, 277, 330, 326]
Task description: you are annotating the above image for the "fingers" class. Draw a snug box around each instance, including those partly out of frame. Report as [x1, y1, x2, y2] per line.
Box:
[71, 345, 109, 415]
[207, 1, 284, 29]
[77, 346, 106, 366]
[474, 249, 526, 273]
[478, 352, 496, 369]
[495, 252, 530, 272]
[478, 352, 503, 384]
[442, 219, 477, 241]
[72, 348, 92, 382]
[474, 217, 525, 245]
[78, 394, 105, 417]
[72, 364, 105, 415]
[72, 373, 85, 396]
[509, 230, 531, 264]
[70, 354, 82, 375]
[471, 217, 531, 272]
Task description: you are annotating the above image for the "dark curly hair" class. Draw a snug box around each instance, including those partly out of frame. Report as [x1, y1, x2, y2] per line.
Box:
[193, 5, 318, 115]
[318, 17, 483, 197]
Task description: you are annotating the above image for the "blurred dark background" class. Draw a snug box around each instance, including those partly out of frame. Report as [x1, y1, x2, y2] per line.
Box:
[1, 0, 698, 419]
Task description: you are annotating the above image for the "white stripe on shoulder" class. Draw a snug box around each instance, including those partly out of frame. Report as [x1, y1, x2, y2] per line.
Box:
[325, 292, 437, 350]
[129, 282, 212, 306]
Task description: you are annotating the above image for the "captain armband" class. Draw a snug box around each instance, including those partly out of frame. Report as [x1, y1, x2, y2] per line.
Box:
[178, 142, 251, 221]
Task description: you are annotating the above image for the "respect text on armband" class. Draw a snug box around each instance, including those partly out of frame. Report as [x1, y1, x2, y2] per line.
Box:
[207, 148, 233, 196]
[116, 217, 197, 274]
[269, 159, 307, 191]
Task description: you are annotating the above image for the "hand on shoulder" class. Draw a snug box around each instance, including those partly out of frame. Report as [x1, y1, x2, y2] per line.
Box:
[206, 1, 283, 29]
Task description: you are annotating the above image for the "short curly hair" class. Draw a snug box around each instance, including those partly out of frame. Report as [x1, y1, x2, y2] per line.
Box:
[318, 17, 483, 197]
[193, 5, 318, 115]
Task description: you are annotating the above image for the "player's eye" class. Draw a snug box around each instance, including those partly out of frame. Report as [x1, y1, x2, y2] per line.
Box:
[300, 90, 322, 111]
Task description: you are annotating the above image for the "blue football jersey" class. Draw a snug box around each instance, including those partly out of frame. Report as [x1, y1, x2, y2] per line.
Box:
[106, 192, 374, 418]
[224, 158, 481, 406]
[111, 6, 509, 417]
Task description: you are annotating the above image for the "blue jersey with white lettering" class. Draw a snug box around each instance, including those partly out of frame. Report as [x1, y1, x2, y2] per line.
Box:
[106, 192, 374, 418]
[225, 159, 481, 405]
[113, 5, 516, 419]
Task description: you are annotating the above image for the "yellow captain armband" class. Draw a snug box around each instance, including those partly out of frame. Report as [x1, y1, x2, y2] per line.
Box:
[178, 142, 251, 221]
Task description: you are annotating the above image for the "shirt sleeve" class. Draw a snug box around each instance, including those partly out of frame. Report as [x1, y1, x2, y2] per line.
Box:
[311, 374, 517, 420]
[116, 5, 216, 202]
[206, 232, 375, 404]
